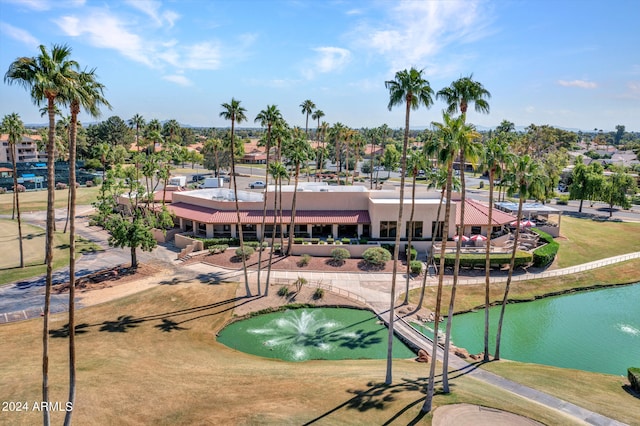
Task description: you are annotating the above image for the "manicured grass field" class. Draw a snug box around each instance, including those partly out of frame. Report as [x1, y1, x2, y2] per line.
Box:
[1, 281, 631, 425]
[553, 216, 640, 268]
[0, 219, 101, 285]
[0, 186, 101, 215]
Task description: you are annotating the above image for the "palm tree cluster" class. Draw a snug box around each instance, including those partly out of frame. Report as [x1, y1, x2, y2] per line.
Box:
[380, 68, 551, 413]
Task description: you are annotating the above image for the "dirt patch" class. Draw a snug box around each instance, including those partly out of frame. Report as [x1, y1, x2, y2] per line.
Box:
[433, 403, 544, 426]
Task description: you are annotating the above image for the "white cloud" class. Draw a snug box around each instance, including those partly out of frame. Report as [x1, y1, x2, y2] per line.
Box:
[182, 42, 222, 70]
[353, 0, 490, 71]
[163, 74, 192, 86]
[57, 11, 154, 67]
[124, 0, 179, 28]
[557, 79, 597, 89]
[3, 0, 85, 11]
[302, 46, 351, 79]
[0, 22, 39, 46]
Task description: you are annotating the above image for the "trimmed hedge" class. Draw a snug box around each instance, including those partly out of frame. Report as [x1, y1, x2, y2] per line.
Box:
[208, 244, 228, 254]
[235, 246, 255, 259]
[410, 260, 422, 274]
[330, 248, 351, 262]
[405, 245, 417, 260]
[628, 367, 640, 392]
[435, 251, 533, 269]
[531, 228, 559, 267]
[200, 237, 240, 249]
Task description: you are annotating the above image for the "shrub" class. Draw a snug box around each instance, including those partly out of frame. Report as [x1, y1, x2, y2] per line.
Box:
[293, 237, 304, 244]
[298, 254, 311, 267]
[628, 367, 640, 392]
[310, 238, 319, 244]
[531, 228, 559, 267]
[326, 237, 334, 244]
[410, 260, 422, 275]
[55, 182, 67, 190]
[93, 176, 103, 185]
[235, 246, 254, 259]
[83, 158, 102, 171]
[0, 187, 6, 194]
[380, 243, 395, 254]
[341, 237, 351, 244]
[358, 237, 369, 245]
[405, 245, 418, 260]
[556, 195, 569, 205]
[434, 251, 533, 269]
[13, 184, 25, 193]
[294, 276, 307, 293]
[313, 288, 324, 300]
[330, 248, 350, 263]
[85, 180, 94, 187]
[277, 286, 290, 297]
[201, 237, 240, 249]
[274, 243, 281, 253]
[208, 244, 228, 254]
[363, 247, 391, 265]
[245, 241, 267, 251]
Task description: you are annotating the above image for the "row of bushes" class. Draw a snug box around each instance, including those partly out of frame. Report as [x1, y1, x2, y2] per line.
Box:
[434, 251, 533, 269]
[379, 244, 417, 260]
[199, 237, 241, 249]
[531, 228, 560, 267]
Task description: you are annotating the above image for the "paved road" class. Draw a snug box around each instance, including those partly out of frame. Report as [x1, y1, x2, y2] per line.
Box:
[0, 206, 181, 323]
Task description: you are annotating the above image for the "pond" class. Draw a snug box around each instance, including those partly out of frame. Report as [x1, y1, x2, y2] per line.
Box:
[446, 283, 640, 376]
[217, 307, 415, 361]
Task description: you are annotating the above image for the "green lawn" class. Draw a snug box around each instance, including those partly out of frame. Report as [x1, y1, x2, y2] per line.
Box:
[1, 280, 632, 425]
[554, 216, 640, 268]
[0, 219, 101, 285]
[0, 186, 101, 215]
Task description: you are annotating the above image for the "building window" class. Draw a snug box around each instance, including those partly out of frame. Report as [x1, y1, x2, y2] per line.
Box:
[431, 221, 444, 240]
[471, 226, 482, 235]
[197, 222, 207, 234]
[379, 221, 397, 239]
[405, 221, 423, 238]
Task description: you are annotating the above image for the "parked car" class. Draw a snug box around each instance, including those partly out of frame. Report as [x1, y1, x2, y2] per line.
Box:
[192, 174, 206, 182]
[249, 181, 266, 189]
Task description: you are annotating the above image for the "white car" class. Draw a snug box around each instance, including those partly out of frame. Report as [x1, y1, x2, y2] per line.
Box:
[249, 181, 266, 189]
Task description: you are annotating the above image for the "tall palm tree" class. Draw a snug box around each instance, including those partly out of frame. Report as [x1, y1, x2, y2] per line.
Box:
[163, 119, 181, 145]
[1, 113, 25, 268]
[300, 99, 316, 136]
[311, 109, 324, 141]
[384, 67, 433, 385]
[440, 118, 481, 394]
[220, 98, 251, 297]
[329, 122, 346, 183]
[479, 136, 511, 361]
[284, 130, 312, 254]
[254, 105, 282, 295]
[128, 113, 145, 152]
[64, 68, 109, 426]
[402, 150, 427, 305]
[495, 155, 546, 359]
[5, 43, 80, 426]
[265, 161, 288, 295]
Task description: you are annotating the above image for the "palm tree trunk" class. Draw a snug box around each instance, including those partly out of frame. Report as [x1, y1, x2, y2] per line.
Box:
[495, 197, 523, 359]
[287, 164, 301, 255]
[63, 106, 79, 426]
[483, 170, 495, 361]
[63, 188, 71, 233]
[442, 151, 466, 393]
[403, 175, 417, 305]
[230, 121, 251, 297]
[414, 185, 445, 312]
[11, 147, 24, 268]
[42, 97, 57, 426]
[256, 130, 272, 295]
[385, 102, 411, 385]
[265, 173, 279, 296]
[423, 162, 453, 413]
[279, 177, 284, 251]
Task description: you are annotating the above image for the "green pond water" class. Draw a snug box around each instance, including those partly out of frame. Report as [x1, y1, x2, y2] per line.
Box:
[217, 307, 415, 361]
[446, 283, 640, 376]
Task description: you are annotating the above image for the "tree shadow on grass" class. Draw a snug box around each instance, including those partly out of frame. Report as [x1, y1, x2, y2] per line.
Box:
[49, 323, 91, 338]
[99, 315, 143, 332]
[155, 318, 189, 332]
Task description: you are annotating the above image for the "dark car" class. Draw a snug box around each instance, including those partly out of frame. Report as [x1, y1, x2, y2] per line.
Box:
[192, 174, 206, 182]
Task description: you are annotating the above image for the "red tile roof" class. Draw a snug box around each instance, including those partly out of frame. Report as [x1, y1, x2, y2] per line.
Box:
[168, 202, 370, 224]
[456, 199, 516, 226]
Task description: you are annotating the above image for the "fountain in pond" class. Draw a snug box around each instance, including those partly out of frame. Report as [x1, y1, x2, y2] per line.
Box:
[217, 308, 415, 362]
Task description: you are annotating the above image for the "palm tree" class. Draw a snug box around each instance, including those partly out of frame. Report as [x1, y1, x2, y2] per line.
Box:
[402, 150, 427, 305]
[265, 161, 288, 295]
[440, 117, 481, 394]
[384, 67, 433, 385]
[128, 114, 145, 152]
[300, 99, 316, 136]
[311, 109, 325, 174]
[495, 155, 546, 359]
[1, 113, 25, 268]
[163, 119, 181, 145]
[254, 105, 282, 295]
[284, 130, 312, 254]
[479, 136, 512, 361]
[220, 98, 251, 297]
[5, 43, 80, 426]
[64, 68, 109, 426]
[329, 122, 346, 183]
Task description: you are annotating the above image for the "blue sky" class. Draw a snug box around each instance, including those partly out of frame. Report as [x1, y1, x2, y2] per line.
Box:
[1, 0, 639, 132]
